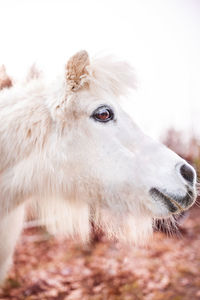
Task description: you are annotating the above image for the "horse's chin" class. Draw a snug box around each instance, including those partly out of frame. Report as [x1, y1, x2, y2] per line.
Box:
[95, 209, 153, 246]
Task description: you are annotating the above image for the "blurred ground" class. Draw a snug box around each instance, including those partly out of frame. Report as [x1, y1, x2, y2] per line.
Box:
[0, 204, 200, 300]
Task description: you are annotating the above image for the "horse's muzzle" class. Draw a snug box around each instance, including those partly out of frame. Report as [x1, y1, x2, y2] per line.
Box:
[149, 187, 196, 213]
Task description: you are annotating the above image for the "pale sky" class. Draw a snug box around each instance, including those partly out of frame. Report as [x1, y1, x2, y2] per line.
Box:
[0, 0, 200, 138]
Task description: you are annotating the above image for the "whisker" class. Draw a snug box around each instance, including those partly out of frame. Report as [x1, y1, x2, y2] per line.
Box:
[153, 214, 182, 238]
[186, 190, 195, 199]
[195, 201, 200, 208]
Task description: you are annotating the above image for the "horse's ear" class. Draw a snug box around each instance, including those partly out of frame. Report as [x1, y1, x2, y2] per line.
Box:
[66, 50, 90, 91]
[0, 65, 12, 90]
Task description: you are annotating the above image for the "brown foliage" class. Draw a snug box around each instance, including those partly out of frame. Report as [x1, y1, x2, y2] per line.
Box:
[0, 206, 200, 299]
[162, 128, 200, 175]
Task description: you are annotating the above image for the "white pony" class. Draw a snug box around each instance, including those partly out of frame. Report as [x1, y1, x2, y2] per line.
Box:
[0, 51, 197, 284]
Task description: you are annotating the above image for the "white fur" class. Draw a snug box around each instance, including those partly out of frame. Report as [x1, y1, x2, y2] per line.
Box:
[0, 51, 196, 284]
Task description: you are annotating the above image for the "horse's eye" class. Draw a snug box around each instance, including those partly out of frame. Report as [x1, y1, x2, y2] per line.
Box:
[92, 106, 114, 123]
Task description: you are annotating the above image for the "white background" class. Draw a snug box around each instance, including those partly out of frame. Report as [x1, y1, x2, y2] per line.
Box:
[0, 0, 200, 138]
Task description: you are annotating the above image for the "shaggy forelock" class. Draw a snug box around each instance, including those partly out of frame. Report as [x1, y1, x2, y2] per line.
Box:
[86, 55, 137, 97]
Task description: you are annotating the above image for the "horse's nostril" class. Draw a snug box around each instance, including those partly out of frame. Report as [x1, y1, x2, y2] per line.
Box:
[180, 164, 195, 185]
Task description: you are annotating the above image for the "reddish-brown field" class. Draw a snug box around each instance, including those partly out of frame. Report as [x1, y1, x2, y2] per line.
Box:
[0, 204, 200, 300]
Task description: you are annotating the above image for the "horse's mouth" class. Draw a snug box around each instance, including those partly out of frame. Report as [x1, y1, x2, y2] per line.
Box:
[149, 187, 196, 214]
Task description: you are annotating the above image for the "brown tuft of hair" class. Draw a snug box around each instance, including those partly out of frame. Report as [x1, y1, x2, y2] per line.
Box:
[0, 65, 12, 90]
